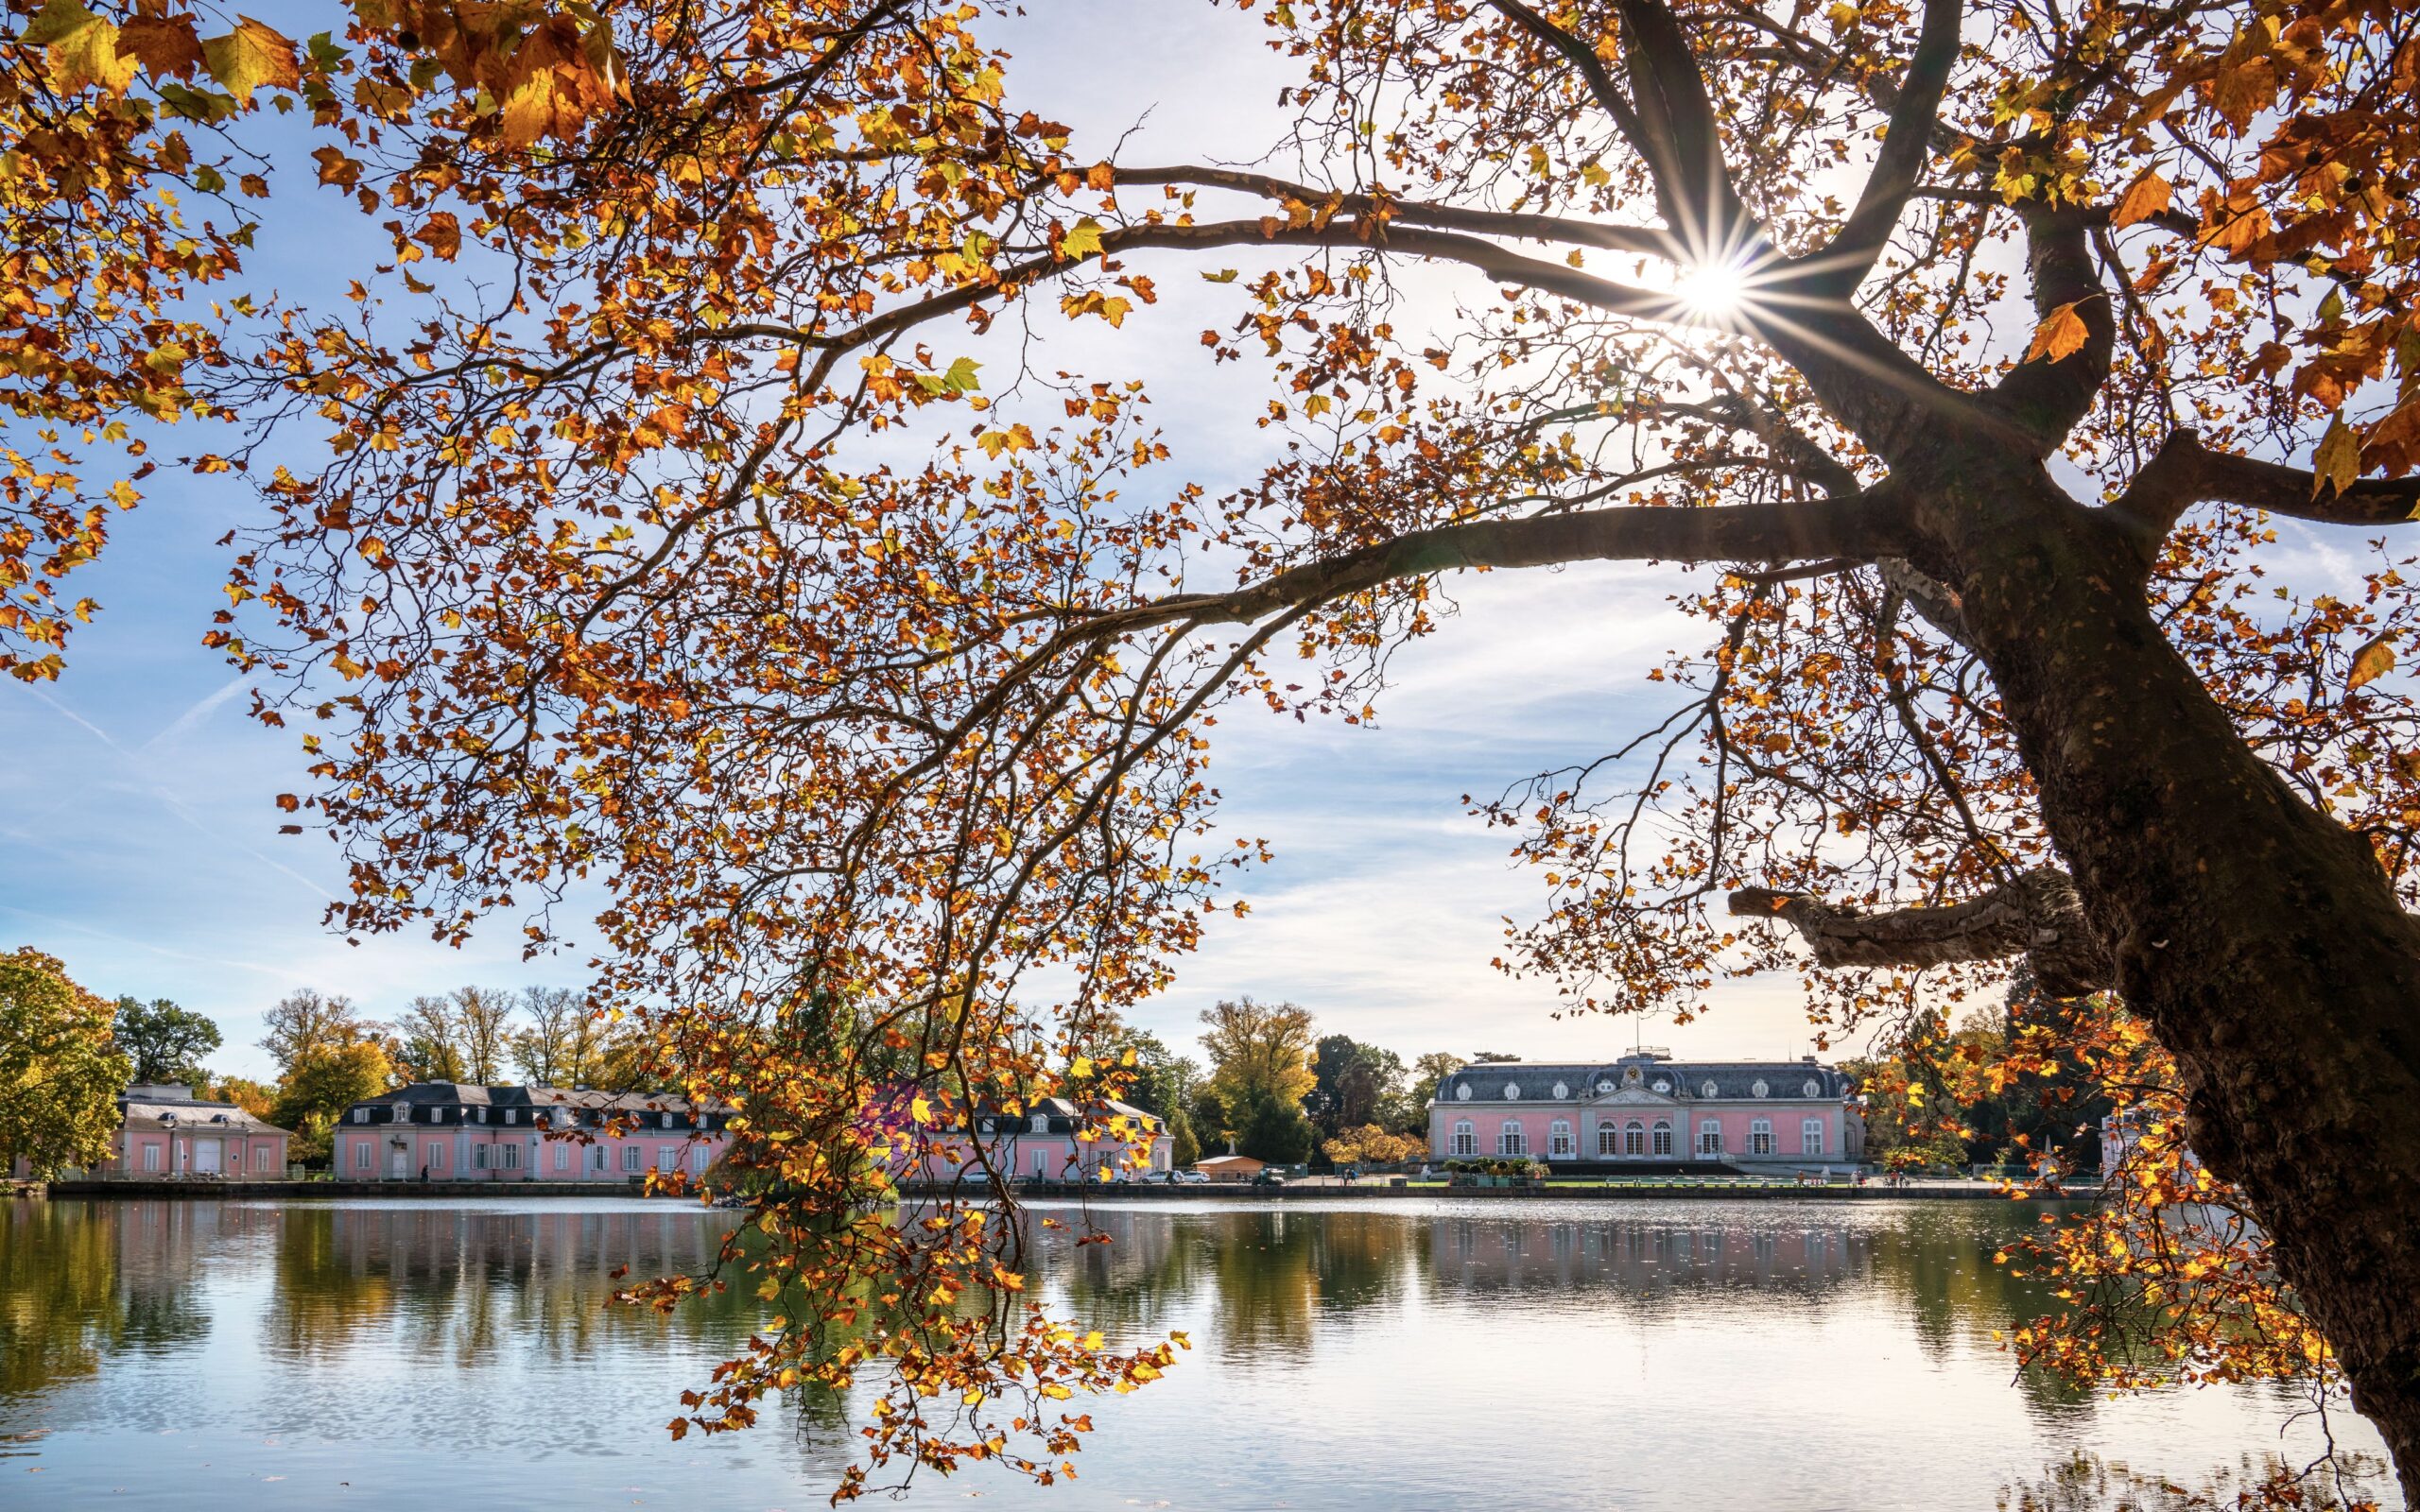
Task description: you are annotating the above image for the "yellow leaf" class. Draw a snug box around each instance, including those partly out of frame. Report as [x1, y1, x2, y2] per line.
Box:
[26, 0, 135, 94]
[1061, 218, 1106, 260]
[1071, 1056, 1094, 1078]
[201, 15, 298, 103]
[2313, 416, 2364, 498]
[2349, 635, 2396, 692]
[2024, 301, 2090, 364]
[910, 1095, 933, 1125]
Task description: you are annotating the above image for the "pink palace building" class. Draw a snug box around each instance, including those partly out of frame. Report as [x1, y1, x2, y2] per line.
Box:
[1429, 1051, 1864, 1169]
[334, 1083, 733, 1181]
[9, 1083, 292, 1179]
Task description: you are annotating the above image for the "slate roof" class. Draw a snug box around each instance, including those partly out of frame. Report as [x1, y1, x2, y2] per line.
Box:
[342, 1082, 730, 1126]
[1435, 1053, 1851, 1106]
[119, 1091, 290, 1135]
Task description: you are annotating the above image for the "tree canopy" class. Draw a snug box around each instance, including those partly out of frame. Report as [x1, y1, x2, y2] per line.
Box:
[12, 0, 2420, 1498]
[0, 948, 130, 1177]
[111, 996, 219, 1085]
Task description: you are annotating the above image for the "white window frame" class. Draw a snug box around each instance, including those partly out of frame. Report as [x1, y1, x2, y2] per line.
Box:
[1801, 1119, 1824, 1156]
[1549, 1120, 1574, 1158]
[1597, 1121, 1618, 1157]
[505, 1108, 517, 1125]
[1497, 1122, 1526, 1157]
[1698, 1119, 1723, 1156]
[351, 1108, 368, 1124]
[428, 1143, 445, 1171]
[1750, 1117, 1774, 1156]
[622, 1145, 642, 1173]
[473, 1144, 490, 1171]
[353, 1141, 372, 1170]
[1624, 1120, 1645, 1157]
[555, 1144, 570, 1173]
[1451, 1120, 1477, 1157]
[1652, 1121, 1673, 1157]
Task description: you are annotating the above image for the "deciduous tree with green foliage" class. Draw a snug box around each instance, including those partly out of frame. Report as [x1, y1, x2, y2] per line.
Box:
[0, 949, 130, 1177]
[111, 997, 219, 1085]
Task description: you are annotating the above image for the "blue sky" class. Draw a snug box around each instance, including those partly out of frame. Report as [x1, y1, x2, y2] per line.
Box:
[0, 2, 2105, 1082]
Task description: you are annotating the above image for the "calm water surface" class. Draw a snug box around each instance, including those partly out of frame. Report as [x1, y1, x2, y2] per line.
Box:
[0, 1196, 2394, 1510]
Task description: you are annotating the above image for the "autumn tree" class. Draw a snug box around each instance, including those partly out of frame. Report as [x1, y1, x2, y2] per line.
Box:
[389, 993, 465, 1084]
[510, 985, 602, 1087]
[257, 988, 370, 1077]
[0, 949, 130, 1177]
[1405, 1051, 1469, 1128]
[112, 996, 219, 1085]
[268, 1038, 392, 1167]
[449, 986, 516, 1083]
[19, 0, 2420, 1496]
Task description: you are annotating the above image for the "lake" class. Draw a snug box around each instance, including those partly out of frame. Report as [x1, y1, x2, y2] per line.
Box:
[0, 1196, 2395, 1509]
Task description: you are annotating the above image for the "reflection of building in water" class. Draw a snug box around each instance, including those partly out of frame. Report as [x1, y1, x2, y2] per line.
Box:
[1428, 1050, 1863, 1169]
[1425, 1215, 1871, 1294]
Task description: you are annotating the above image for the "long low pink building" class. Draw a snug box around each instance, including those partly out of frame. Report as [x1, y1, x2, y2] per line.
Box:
[334, 1083, 732, 1182]
[1429, 1052, 1864, 1168]
[9, 1083, 292, 1179]
[905, 1096, 1176, 1184]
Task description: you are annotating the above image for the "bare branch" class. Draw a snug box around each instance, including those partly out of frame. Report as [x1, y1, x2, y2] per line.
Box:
[2111, 430, 2420, 547]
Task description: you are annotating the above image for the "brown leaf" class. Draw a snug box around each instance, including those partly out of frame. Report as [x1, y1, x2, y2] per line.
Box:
[117, 16, 204, 78]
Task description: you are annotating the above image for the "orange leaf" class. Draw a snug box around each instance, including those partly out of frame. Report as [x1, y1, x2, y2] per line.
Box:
[2111, 171, 2172, 230]
[2025, 301, 2090, 364]
[2349, 635, 2396, 692]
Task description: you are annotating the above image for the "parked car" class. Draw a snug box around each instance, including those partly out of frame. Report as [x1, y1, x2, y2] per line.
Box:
[1252, 1169, 1287, 1187]
[1172, 1168, 1209, 1184]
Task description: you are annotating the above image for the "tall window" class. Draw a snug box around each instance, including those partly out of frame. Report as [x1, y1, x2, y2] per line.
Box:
[1750, 1118, 1774, 1156]
[1597, 1121, 1618, 1157]
[354, 1142, 371, 1170]
[429, 1144, 446, 1171]
[1452, 1120, 1477, 1157]
[1698, 1119, 1722, 1156]
[473, 1145, 490, 1171]
[505, 1109, 517, 1125]
[1624, 1120, 1645, 1156]
[590, 1146, 607, 1173]
[622, 1145, 643, 1173]
[257, 1145, 273, 1171]
[1652, 1121, 1673, 1157]
[1802, 1119, 1825, 1156]
[1497, 1122, 1526, 1157]
[1549, 1120, 1574, 1158]
[556, 1145, 570, 1173]
[498, 1144, 521, 1170]
[659, 1145, 678, 1170]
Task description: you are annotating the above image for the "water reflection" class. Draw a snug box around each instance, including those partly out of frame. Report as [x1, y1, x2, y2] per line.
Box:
[0, 1196, 2394, 1510]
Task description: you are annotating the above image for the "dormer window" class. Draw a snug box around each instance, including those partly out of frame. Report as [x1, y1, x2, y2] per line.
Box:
[351, 1108, 368, 1124]
[1803, 1079, 1821, 1098]
[663, 1111, 674, 1129]
[1703, 1080, 1719, 1098]
[506, 1109, 517, 1125]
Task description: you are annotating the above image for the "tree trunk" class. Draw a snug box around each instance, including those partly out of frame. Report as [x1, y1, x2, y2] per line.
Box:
[1926, 451, 2420, 1501]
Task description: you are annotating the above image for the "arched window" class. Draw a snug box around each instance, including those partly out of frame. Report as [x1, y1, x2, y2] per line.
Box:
[1498, 1121, 1527, 1157]
[1801, 1118, 1825, 1156]
[1624, 1120, 1645, 1156]
[1652, 1121, 1673, 1157]
[1750, 1117, 1775, 1156]
[1452, 1120, 1477, 1157]
[1698, 1119, 1723, 1156]
[1597, 1121, 1618, 1157]
[1549, 1119, 1574, 1158]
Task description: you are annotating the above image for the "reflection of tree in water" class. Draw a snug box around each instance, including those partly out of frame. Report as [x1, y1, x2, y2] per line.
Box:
[260, 1204, 757, 1366]
[1026, 1203, 1413, 1360]
[0, 1200, 214, 1401]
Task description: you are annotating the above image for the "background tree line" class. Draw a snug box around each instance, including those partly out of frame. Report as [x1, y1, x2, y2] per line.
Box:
[1094, 996, 1500, 1170]
[0, 948, 645, 1175]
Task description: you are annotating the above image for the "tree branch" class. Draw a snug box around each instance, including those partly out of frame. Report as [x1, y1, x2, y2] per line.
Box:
[1804, 0, 1963, 294]
[1729, 868, 2114, 996]
[2110, 430, 2420, 545]
[1984, 205, 2116, 448]
[1113, 164, 1682, 262]
[1085, 490, 1911, 641]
